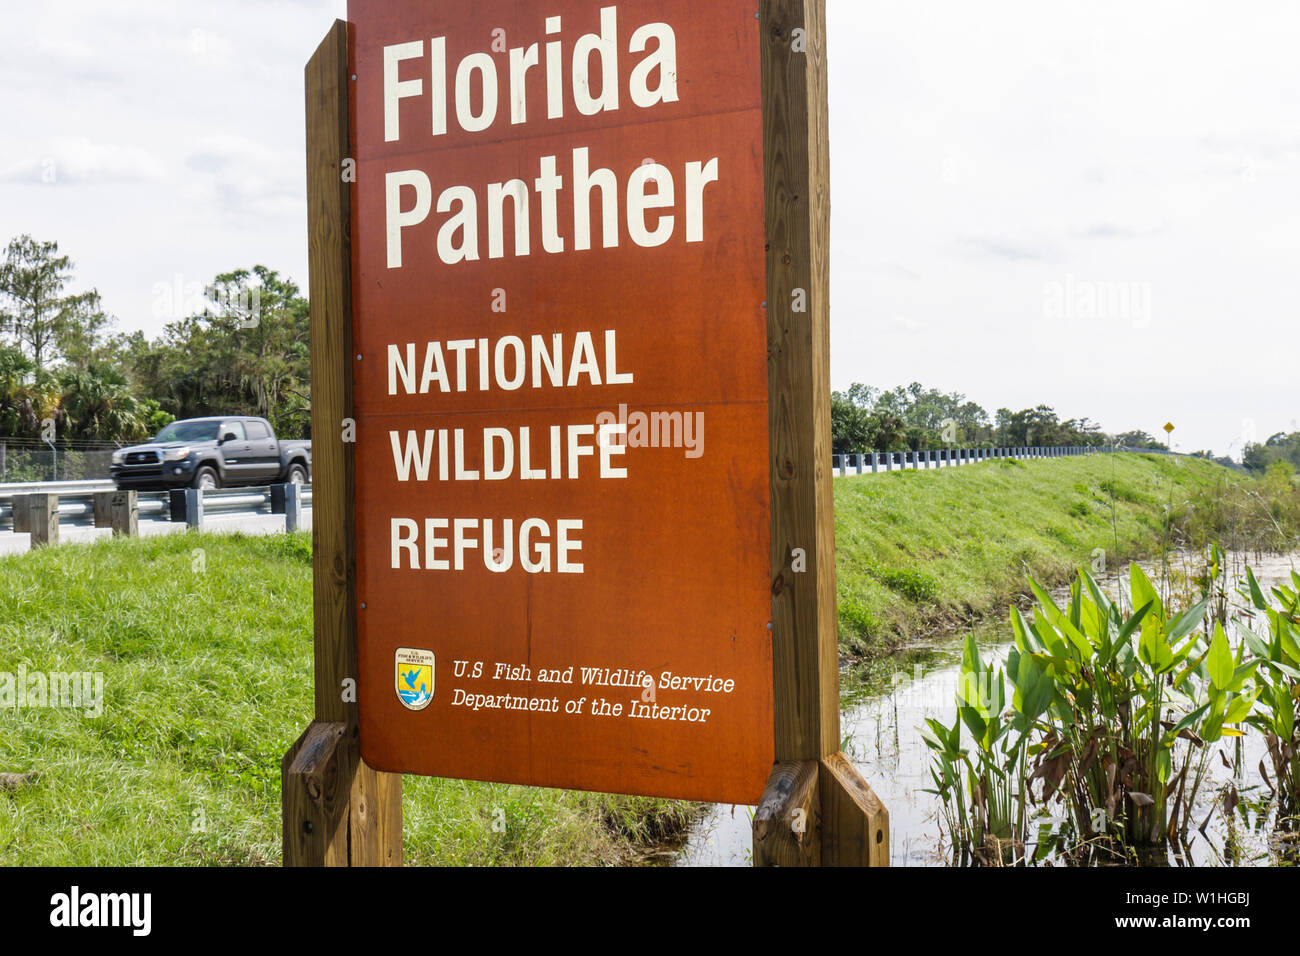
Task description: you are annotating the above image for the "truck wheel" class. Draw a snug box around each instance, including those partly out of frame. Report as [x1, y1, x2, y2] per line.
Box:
[286, 463, 308, 486]
[192, 466, 220, 490]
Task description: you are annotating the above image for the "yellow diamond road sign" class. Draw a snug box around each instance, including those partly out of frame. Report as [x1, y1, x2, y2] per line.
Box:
[1163, 422, 1175, 434]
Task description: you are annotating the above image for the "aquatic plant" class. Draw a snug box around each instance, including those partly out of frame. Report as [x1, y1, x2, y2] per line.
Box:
[921, 635, 1027, 863]
[1240, 566, 1300, 808]
[924, 556, 1277, 862]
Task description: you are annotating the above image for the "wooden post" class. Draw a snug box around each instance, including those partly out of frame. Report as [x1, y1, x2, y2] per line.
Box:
[30, 493, 58, 547]
[93, 491, 114, 529]
[281, 19, 402, 868]
[12, 494, 31, 534]
[754, 0, 888, 867]
[111, 491, 138, 537]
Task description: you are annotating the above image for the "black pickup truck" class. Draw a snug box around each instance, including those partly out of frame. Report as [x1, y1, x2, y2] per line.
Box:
[110, 416, 311, 491]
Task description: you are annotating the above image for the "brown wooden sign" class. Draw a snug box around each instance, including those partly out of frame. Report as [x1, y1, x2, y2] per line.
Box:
[284, 0, 887, 868]
[348, 0, 773, 803]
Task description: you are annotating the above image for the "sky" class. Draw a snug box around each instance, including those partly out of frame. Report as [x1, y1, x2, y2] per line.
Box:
[1, 0, 1297, 458]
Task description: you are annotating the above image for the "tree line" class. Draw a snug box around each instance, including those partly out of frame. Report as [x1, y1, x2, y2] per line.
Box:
[1243, 432, 1300, 475]
[2, 234, 1288, 478]
[831, 382, 1169, 456]
[0, 235, 310, 446]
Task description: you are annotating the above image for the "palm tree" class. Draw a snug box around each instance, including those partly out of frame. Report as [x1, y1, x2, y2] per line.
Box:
[0, 344, 57, 436]
[58, 365, 147, 441]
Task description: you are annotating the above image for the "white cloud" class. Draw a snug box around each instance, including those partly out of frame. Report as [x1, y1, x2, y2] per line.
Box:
[0, 0, 1294, 458]
[0, 138, 169, 185]
[0, 0, 344, 343]
[829, 0, 1300, 457]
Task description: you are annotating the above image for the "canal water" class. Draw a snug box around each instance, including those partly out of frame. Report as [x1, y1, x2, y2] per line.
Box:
[676, 552, 1300, 866]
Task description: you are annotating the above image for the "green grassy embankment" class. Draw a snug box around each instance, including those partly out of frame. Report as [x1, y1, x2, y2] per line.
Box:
[834, 452, 1298, 657]
[0, 532, 691, 866]
[2, 453, 1292, 864]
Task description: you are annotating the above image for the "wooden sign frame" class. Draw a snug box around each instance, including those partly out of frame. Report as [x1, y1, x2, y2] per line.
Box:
[281, 20, 401, 867]
[282, 0, 888, 868]
[751, 0, 888, 867]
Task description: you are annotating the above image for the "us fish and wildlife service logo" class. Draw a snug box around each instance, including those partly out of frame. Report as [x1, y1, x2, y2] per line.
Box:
[395, 647, 435, 711]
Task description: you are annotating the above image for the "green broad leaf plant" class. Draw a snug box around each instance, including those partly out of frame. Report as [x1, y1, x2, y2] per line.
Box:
[923, 551, 1284, 864]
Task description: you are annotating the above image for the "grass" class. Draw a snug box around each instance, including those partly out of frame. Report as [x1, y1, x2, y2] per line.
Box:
[833, 452, 1299, 656]
[0, 532, 693, 866]
[3, 451, 1293, 865]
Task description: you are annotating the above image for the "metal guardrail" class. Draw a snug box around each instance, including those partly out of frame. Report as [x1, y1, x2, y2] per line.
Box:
[0, 479, 115, 496]
[0, 484, 312, 532]
[194, 487, 315, 513]
[831, 444, 1169, 476]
